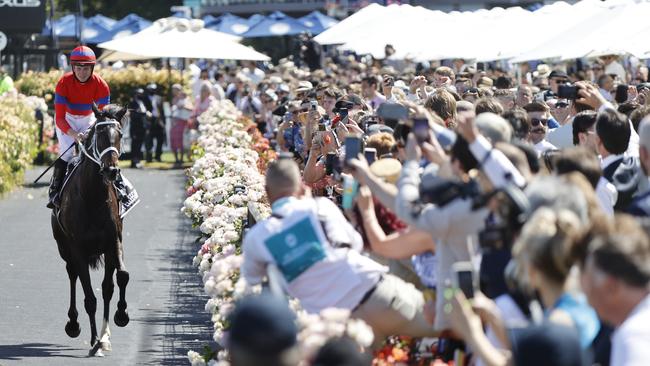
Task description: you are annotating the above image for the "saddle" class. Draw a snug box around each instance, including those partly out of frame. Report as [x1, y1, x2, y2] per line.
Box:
[58, 158, 140, 219]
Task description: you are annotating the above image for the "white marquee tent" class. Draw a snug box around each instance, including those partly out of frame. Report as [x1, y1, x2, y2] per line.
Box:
[315, 0, 650, 63]
[98, 18, 270, 61]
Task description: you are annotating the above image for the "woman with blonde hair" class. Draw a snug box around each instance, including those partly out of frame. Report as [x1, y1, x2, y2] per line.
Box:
[512, 205, 601, 350]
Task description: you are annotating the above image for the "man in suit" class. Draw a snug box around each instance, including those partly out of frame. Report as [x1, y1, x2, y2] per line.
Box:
[596, 109, 643, 211]
[128, 88, 148, 168]
[627, 117, 650, 216]
[144, 83, 166, 162]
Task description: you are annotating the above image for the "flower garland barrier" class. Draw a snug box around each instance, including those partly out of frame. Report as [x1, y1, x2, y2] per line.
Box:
[182, 100, 268, 351]
[0, 92, 52, 194]
[183, 100, 374, 366]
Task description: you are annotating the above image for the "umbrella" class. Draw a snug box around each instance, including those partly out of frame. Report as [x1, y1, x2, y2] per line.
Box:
[205, 13, 250, 35]
[242, 11, 310, 38]
[42, 14, 114, 42]
[88, 14, 117, 30]
[314, 3, 385, 45]
[248, 14, 264, 27]
[86, 13, 152, 44]
[98, 18, 270, 61]
[298, 11, 339, 35]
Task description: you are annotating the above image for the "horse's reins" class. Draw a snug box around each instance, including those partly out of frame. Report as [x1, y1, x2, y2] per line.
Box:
[78, 120, 122, 167]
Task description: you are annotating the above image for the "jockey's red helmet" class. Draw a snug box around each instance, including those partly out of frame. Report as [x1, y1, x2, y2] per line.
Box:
[70, 46, 96, 65]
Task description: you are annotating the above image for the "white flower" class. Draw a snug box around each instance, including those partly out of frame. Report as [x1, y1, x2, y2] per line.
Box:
[199, 259, 211, 273]
[187, 350, 206, 366]
[214, 279, 233, 295]
[346, 319, 374, 347]
[320, 308, 351, 323]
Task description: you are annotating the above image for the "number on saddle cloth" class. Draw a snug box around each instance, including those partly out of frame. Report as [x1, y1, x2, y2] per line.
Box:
[264, 215, 327, 283]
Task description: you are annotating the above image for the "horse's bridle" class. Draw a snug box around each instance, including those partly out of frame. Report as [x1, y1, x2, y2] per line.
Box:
[78, 120, 122, 168]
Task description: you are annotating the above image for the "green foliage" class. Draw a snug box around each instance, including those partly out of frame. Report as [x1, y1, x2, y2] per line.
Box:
[51, 0, 183, 22]
[0, 95, 41, 194]
[15, 65, 189, 107]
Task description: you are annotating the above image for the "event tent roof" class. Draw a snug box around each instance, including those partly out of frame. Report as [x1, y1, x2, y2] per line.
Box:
[242, 11, 310, 38]
[98, 18, 270, 61]
[205, 13, 250, 35]
[298, 11, 339, 35]
[316, 0, 650, 62]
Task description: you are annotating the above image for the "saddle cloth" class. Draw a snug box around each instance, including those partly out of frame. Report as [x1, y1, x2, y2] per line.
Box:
[60, 158, 140, 219]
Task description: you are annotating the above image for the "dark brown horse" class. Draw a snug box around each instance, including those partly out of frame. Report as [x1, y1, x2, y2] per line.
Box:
[51, 104, 130, 357]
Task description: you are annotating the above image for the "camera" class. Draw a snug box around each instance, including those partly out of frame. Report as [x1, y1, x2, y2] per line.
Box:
[557, 84, 578, 100]
[477, 185, 529, 251]
[419, 165, 481, 207]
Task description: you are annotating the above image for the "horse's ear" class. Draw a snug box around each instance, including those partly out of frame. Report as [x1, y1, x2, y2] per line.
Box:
[92, 103, 102, 119]
[117, 105, 130, 126]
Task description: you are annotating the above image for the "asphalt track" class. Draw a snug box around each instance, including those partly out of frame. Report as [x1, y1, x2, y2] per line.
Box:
[0, 167, 213, 365]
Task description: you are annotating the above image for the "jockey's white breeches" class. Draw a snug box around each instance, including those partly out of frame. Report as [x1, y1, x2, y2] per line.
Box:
[55, 113, 96, 163]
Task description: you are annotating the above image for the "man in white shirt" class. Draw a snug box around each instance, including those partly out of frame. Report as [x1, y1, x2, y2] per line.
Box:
[242, 159, 436, 340]
[602, 54, 627, 82]
[361, 76, 386, 111]
[523, 101, 557, 156]
[581, 215, 650, 366]
[572, 110, 617, 214]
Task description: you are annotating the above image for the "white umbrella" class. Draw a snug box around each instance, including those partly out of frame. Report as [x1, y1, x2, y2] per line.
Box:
[314, 3, 386, 45]
[98, 18, 270, 61]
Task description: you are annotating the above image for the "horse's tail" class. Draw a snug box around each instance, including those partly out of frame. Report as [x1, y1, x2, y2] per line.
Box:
[88, 254, 104, 270]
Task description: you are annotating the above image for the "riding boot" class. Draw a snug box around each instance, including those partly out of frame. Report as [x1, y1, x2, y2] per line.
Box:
[46, 159, 67, 209]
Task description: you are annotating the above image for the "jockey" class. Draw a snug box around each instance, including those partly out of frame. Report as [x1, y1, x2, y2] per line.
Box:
[47, 45, 110, 209]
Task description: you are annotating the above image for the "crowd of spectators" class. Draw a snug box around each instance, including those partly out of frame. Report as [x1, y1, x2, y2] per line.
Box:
[189, 51, 650, 365]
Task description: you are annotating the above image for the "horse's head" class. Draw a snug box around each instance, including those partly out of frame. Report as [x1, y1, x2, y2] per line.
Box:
[90, 104, 129, 182]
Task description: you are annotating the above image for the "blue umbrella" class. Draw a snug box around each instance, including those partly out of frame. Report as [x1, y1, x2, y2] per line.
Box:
[202, 14, 219, 25]
[242, 11, 310, 38]
[88, 14, 117, 30]
[42, 14, 113, 42]
[298, 11, 339, 35]
[171, 11, 191, 19]
[247, 13, 264, 27]
[86, 13, 152, 44]
[205, 13, 250, 35]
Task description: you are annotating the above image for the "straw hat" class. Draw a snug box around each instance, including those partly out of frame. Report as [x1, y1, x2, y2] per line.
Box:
[370, 158, 402, 185]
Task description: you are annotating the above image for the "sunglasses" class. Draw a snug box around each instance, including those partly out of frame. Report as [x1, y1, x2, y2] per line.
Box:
[531, 118, 548, 127]
[555, 102, 569, 108]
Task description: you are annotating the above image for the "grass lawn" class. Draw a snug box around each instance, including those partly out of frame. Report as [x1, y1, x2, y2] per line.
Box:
[118, 152, 193, 170]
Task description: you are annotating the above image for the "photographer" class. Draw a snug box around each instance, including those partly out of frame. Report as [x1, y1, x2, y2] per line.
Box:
[393, 108, 526, 332]
[242, 159, 438, 342]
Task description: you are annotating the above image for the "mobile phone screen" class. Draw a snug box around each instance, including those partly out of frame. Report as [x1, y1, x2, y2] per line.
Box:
[413, 118, 430, 144]
[345, 136, 362, 166]
[339, 108, 349, 124]
[457, 270, 475, 299]
[364, 148, 377, 165]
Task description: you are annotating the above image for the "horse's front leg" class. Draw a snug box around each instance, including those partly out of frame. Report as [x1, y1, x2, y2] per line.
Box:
[64, 263, 81, 338]
[114, 241, 130, 327]
[99, 264, 116, 351]
[77, 263, 101, 357]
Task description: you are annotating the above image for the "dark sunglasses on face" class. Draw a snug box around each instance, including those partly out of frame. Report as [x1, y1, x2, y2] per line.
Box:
[555, 102, 569, 108]
[531, 118, 548, 127]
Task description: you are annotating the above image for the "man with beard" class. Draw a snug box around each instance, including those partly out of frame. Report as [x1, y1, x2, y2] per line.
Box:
[523, 101, 557, 156]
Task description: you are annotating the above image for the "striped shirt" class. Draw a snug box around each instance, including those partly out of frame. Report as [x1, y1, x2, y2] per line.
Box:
[54, 72, 110, 133]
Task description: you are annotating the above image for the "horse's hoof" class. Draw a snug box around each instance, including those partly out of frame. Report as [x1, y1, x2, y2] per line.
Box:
[88, 342, 104, 357]
[101, 341, 112, 352]
[114, 310, 129, 327]
[65, 321, 81, 338]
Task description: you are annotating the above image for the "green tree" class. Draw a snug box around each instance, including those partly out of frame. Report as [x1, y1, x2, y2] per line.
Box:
[50, 0, 183, 21]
